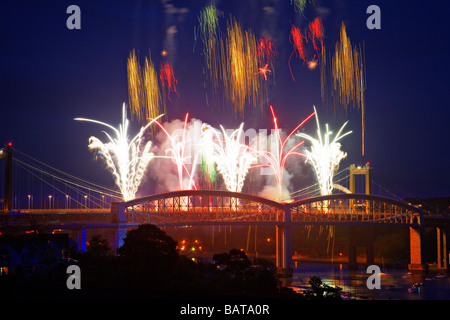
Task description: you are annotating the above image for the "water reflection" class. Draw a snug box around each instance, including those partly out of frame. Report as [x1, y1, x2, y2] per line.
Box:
[284, 263, 450, 300]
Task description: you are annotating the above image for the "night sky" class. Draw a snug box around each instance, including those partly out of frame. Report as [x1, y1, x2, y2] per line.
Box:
[0, 0, 449, 201]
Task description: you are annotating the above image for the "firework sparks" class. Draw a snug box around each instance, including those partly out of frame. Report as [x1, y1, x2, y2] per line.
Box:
[255, 64, 272, 80]
[290, 0, 308, 14]
[289, 25, 308, 81]
[209, 123, 255, 193]
[331, 22, 366, 155]
[196, 4, 221, 95]
[307, 59, 318, 70]
[309, 17, 324, 54]
[127, 50, 143, 122]
[199, 123, 218, 188]
[159, 61, 178, 102]
[257, 38, 277, 65]
[127, 50, 163, 126]
[297, 106, 352, 196]
[195, 9, 266, 116]
[150, 113, 198, 191]
[254, 106, 315, 200]
[222, 17, 262, 117]
[75, 103, 163, 201]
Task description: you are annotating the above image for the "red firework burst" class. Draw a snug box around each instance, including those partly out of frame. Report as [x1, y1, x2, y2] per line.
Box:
[159, 62, 178, 101]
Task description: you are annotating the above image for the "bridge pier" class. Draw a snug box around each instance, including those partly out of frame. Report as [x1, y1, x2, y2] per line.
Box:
[76, 227, 87, 253]
[348, 226, 375, 269]
[276, 207, 293, 277]
[436, 227, 448, 271]
[409, 226, 427, 271]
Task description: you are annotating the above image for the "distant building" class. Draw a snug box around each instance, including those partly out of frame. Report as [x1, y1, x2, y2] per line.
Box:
[0, 233, 75, 276]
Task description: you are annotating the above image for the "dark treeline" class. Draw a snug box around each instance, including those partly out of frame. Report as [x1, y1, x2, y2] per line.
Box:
[0, 224, 342, 300]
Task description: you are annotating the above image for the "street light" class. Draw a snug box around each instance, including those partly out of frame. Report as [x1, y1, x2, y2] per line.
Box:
[66, 195, 69, 210]
[48, 195, 52, 210]
[84, 195, 88, 210]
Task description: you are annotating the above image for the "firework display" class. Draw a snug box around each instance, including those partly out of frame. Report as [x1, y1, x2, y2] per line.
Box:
[209, 123, 255, 193]
[127, 50, 163, 126]
[289, 17, 325, 79]
[199, 123, 218, 188]
[256, 38, 277, 66]
[290, 0, 308, 14]
[288, 25, 308, 81]
[78, 4, 370, 201]
[255, 64, 272, 81]
[196, 3, 221, 95]
[150, 113, 198, 191]
[297, 106, 352, 196]
[222, 17, 262, 117]
[254, 106, 315, 200]
[309, 17, 324, 54]
[328, 22, 366, 155]
[195, 7, 267, 116]
[75, 103, 163, 201]
[159, 61, 178, 102]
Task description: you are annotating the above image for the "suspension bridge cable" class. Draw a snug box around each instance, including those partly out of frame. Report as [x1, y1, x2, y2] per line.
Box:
[14, 149, 122, 196]
[288, 165, 351, 199]
[15, 161, 89, 208]
[14, 158, 122, 201]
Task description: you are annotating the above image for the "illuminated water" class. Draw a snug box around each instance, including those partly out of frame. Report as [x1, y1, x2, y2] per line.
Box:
[286, 263, 450, 300]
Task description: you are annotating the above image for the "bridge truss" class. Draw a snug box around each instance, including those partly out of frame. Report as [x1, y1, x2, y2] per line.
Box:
[120, 190, 422, 228]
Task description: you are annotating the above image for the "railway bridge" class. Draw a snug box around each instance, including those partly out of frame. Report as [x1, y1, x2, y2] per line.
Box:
[112, 189, 439, 275]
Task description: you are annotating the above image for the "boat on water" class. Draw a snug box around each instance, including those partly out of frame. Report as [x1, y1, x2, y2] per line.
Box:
[408, 282, 423, 293]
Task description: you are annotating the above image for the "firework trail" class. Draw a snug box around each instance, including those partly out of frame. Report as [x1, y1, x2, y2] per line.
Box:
[330, 22, 366, 155]
[256, 37, 277, 82]
[127, 50, 143, 121]
[256, 38, 277, 66]
[150, 113, 199, 191]
[222, 17, 262, 117]
[195, 8, 266, 116]
[290, 0, 309, 15]
[309, 17, 324, 54]
[288, 25, 308, 81]
[289, 17, 325, 77]
[253, 106, 315, 200]
[195, 3, 221, 97]
[127, 50, 163, 127]
[75, 103, 163, 201]
[297, 106, 352, 196]
[159, 61, 178, 102]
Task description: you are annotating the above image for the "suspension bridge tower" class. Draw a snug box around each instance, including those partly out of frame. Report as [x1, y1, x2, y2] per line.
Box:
[1, 142, 13, 213]
[349, 163, 372, 195]
[348, 163, 374, 268]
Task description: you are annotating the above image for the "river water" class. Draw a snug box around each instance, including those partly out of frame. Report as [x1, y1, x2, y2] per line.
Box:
[284, 263, 450, 300]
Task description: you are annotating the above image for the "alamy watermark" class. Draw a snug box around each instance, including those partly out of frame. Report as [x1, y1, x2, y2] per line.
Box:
[366, 265, 381, 289]
[66, 5, 81, 30]
[66, 265, 81, 289]
[366, 5, 381, 30]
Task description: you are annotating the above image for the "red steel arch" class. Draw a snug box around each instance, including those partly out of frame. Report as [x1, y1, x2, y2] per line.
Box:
[121, 189, 285, 226]
[288, 193, 423, 226]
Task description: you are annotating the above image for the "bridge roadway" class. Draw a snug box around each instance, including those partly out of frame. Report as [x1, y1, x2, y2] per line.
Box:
[1, 190, 449, 274]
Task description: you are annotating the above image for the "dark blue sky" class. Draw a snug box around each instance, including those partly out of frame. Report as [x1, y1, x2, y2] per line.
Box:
[0, 0, 449, 200]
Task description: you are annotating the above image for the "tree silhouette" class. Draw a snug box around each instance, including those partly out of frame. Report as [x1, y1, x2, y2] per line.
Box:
[302, 276, 342, 300]
[118, 224, 179, 280]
